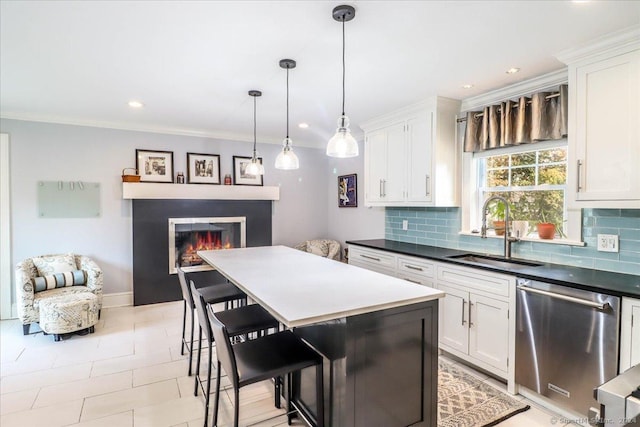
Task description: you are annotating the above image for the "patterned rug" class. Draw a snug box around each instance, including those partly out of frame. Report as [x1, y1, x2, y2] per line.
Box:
[438, 359, 530, 427]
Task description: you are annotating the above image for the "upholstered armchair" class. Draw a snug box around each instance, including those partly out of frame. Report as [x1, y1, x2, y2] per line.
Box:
[294, 239, 342, 261]
[16, 253, 103, 335]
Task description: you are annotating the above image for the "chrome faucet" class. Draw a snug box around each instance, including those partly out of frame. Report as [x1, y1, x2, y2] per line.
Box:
[481, 195, 519, 259]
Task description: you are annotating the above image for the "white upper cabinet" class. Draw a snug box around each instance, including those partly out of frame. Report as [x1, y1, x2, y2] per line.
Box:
[558, 27, 640, 208]
[361, 96, 461, 207]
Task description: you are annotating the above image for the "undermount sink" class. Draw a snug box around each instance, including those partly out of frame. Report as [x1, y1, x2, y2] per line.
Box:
[447, 254, 543, 270]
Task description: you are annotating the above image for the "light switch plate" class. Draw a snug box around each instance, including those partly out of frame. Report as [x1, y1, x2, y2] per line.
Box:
[597, 234, 619, 252]
[402, 220, 408, 231]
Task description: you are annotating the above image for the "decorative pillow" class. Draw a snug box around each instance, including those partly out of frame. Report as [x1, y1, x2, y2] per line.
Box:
[306, 241, 329, 257]
[32, 270, 87, 293]
[32, 253, 76, 277]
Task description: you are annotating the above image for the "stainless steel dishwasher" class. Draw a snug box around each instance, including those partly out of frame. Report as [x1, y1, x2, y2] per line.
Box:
[515, 278, 621, 417]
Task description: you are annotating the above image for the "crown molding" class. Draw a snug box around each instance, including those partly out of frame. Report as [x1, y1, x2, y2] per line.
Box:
[460, 68, 568, 112]
[555, 25, 640, 66]
[360, 96, 460, 131]
[0, 112, 330, 149]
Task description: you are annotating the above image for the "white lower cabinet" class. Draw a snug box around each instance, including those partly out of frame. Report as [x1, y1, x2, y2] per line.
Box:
[620, 297, 640, 373]
[348, 245, 396, 276]
[468, 293, 509, 370]
[348, 245, 435, 286]
[348, 245, 516, 387]
[436, 264, 514, 380]
[438, 284, 469, 354]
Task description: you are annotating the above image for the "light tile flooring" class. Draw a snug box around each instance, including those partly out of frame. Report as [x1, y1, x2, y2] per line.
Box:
[1, 301, 573, 427]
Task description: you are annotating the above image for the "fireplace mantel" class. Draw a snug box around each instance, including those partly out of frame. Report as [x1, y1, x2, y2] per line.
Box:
[122, 182, 280, 200]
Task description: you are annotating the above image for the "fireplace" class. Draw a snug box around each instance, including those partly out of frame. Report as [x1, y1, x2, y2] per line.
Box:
[132, 199, 272, 306]
[168, 217, 246, 274]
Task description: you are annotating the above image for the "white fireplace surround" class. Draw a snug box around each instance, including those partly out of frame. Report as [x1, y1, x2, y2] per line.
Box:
[168, 216, 246, 274]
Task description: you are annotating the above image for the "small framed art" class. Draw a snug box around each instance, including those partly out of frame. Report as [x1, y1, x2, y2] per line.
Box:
[233, 156, 263, 186]
[187, 152, 221, 184]
[338, 174, 357, 207]
[136, 149, 174, 183]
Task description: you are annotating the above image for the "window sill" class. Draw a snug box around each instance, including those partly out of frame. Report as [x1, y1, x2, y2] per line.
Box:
[458, 230, 585, 247]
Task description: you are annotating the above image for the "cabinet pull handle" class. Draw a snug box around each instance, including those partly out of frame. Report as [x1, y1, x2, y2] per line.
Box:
[406, 265, 423, 271]
[404, 278, 421, 284]
[382, 180, 386, 197]
[379, 179, 383, 197]
[461, 300, 466, 325]
[469, 301, 474, 327]
[425, 175, 430, 196]
[576, 160, 583, 193]
[360, 254, 381, 262]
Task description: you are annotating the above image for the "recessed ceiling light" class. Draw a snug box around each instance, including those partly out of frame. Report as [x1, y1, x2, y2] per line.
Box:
[462, 84, 474, 89]
[506, 68, 520, 74]
[298, 123, 309, 129]
[128, 100, 144, 108]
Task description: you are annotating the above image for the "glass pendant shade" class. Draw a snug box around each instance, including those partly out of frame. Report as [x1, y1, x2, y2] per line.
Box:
[245, 157, 264, 176]
[327, 5, 358, 158]
[326, 114, 358, 157]
[274, 137, 299, 170]
[247, 89, 264, 176]
[276, 59, 299, 170]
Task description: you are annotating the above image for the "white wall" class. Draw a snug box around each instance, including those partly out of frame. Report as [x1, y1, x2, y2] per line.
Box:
[326, 154, 385, 251]
[1, 119, 332, 300]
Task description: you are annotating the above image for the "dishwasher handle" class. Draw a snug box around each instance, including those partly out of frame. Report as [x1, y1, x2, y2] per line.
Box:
[517, 285, 611, 311]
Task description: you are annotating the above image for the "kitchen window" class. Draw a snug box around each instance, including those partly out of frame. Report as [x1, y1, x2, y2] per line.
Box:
[468, 140, 570, 240]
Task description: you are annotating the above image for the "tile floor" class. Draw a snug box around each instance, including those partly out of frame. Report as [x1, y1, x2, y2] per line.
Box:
[1, 301, 574, 427]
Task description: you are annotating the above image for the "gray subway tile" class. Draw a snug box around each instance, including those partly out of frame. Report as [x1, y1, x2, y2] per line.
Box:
[597, 217, 640, 229]
[592, 209, 621, 217]
[620, 209, 640, 218]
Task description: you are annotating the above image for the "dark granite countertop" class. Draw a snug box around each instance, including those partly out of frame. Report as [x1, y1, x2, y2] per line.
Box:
[346, 239, 640, 298]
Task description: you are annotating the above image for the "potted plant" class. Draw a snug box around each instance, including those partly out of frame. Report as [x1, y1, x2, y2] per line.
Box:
[487, 199, 507, 236]
[537, 211, 556, 240]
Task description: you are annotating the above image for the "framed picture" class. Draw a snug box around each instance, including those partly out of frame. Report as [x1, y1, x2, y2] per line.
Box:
[186, 152, 221, 184]
[233, 156, 264, 186]
[136, 149, 174, 183]
[338, 174, 357, 207]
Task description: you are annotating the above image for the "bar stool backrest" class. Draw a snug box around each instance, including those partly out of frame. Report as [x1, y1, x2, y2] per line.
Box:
[207, 304, 240, 389]
[190, 280, 214, 339]
[177, 266, 195, 309]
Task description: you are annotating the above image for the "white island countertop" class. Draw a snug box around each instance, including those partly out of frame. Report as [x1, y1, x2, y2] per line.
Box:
[198, 245, 444, 328]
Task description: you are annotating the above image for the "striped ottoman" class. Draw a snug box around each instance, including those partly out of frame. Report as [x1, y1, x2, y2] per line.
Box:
[39, 292, 99, 341]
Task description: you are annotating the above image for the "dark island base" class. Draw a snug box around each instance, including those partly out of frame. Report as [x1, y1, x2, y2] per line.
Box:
[293, 300, 439, 427]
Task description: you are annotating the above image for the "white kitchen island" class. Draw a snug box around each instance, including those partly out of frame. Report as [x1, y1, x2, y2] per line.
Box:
[199, 245, 444, 427]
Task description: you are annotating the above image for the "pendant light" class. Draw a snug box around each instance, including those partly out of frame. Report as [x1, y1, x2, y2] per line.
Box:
[275, 59, 300, 170]
[326, 5, 358, 158]
[245, 90, 264, 176]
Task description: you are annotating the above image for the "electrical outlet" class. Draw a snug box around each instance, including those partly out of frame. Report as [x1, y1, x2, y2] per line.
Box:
[597, 234, 619, 252]
[402, 220, 408, 231]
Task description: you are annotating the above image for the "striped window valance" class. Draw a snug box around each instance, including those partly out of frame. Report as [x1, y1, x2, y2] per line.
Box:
[463, 84, 568, 153]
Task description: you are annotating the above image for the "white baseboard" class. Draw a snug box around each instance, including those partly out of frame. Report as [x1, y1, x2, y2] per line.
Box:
[102, 292, 133, 308]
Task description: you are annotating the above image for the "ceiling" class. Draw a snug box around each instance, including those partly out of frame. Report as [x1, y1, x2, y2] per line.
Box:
[1, 1, 639, 149]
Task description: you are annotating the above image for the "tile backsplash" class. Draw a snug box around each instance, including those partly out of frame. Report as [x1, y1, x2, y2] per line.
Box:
[385, 208, 640, 276]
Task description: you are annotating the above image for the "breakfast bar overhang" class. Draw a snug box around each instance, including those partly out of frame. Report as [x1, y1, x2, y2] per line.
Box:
[199, 246, 444, 426]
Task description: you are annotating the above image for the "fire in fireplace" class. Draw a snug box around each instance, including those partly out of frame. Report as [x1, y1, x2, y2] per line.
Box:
[168, 217, 246, 274]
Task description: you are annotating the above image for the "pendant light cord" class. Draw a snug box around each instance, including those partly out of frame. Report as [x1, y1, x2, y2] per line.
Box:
[253, 96, 257, 154]
[286, 67, 290, 140]
[341, 18, 346, 117]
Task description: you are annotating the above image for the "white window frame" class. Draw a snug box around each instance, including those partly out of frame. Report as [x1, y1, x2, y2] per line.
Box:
[461, 139, 583, 245]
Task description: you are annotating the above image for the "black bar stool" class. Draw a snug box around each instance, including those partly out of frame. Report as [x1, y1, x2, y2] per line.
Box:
[191, 281, 280, 426]
[177, 266, 246, 376]
[208, 303, 325, 427]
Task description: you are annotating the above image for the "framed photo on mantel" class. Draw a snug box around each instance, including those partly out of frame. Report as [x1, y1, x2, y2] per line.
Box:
[187, 152, 221, 184]
[136, 149, 174, 183]
[233, 156, 263, 186]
